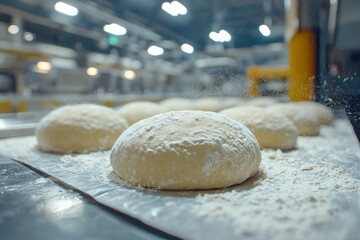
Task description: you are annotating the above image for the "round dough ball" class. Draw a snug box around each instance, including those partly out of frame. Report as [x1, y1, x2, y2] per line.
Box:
[193, 98, 222, 112]
[293, 101, 334, 125]
[267, 103, 321, 136]
[36, 104, 128, 153]
[221, 97, 245, 109]
[160, 98, 195, 111]
[117, 101, 166, 125]
[110, 111, 261, 190]
[220, 106, 298, 150]
[245, 97, 279, 108]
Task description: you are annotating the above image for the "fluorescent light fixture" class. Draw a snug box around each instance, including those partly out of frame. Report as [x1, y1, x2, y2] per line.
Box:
[162, 1, 187, 16]
[181, 43, 194, 54]
[161, 2, 178, 16]
[259, 24, 271, 37]
[219, 30, 231, 42]
[103, 23, 127, 36]
[34, 61, 52, 73]
[147, 45, 164, 56]
[54, 2, 78, 16]
[8, 25, 19, 34]
[209, 30, 232, 42]
[24, 32, 34, 41]
[86, 67, 98, 76]
[209, 31, 218, 42]
[124, 70, 136, 80]
[172, 1, 187, 15]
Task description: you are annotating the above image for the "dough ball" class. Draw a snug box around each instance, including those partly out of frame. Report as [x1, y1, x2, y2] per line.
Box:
[110, 110, 261, 190]
[220, 106, 298, 150]
[293, 101, 334, 125]
[117, 101, 166, 125]
[221, 97, 245, 109]
[267, 103, 321, 136]
[160, 98, 195, 111]
[193, 98, 222, 112]
[245, 97, 279, 108]
[36, 104, 128, 153]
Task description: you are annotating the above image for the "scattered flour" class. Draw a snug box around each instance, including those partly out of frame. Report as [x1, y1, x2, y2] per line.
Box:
[59, 152, 110, 181]
[192, 122, 360, 240]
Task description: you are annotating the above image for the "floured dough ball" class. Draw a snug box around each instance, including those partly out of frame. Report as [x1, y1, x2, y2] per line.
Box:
[194, 98, 222, 112]
[110, 111, 261, 190]
[160, 98, 195, 111]
[117, 101, 166, 125]
[36, 104, 128, 153]
[220, 106, 297, 150]
[293, 101, 334, 125]
[245, 97, 279, 108]
[267, 103, 321, 136]
[220, 97, 245, 109]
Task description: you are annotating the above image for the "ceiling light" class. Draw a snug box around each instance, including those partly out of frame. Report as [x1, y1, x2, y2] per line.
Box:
[161, 2, 178, 16]
[181, 43, 194, 54]
[209, 30, 232, 42]
[8, 25, 19, 34]
[219, 30, 231, 42]
[171, 1, 187, 15]
[259, 24, 271, 37]
[209, 31, 218, 42]
[54, 2, 78, 16]
[34, 61, 52, 73]
[124, 70, 136, 80]
[24, 32, 35, 41]
[162, 1, 187, 16]
[147, 45, 164, 56]
[86, 67, 98, 76]
[103, 23, 127, 36]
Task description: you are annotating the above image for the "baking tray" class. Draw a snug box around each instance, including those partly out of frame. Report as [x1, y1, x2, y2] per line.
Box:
[0, 119, 359, 240]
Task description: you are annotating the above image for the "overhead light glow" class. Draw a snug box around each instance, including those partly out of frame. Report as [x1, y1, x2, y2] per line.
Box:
[8, 25, 19, 34]
[162, 1, 187, 16]
[35, 61, 52, 73]
[86, 67, 98, 76]
[103, 23, 127, 36]
[181, 43, 194, 54]
[24, 32, 35, 41]
[259, 24, 271, 37]
[171, 1, 187, 15]
[123, 70, 136, 80]
[54, 2, 78, 16]
[147, 45, 164, 56]
[219, 30, 231, 42]
[209, 30, 232, 42]
[161, 2, 178, 16]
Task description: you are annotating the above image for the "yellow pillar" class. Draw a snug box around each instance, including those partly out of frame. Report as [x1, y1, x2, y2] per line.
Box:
[0, 101, 12, 113]
[289, 29, 316, 101]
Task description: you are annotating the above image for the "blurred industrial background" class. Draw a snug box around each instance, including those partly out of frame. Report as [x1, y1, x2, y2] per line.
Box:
[0, 0, 359, 118]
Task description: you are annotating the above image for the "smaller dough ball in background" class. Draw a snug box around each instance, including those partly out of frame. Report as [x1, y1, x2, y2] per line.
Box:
[117, 101, 167, 125]
[267, 103, 321, 136]
[160, 98, 195, 111]
[193, 97, 222, 112]
[36, 104, 128, 153]
[110, 110, 261, 190]
[293, 101, 334, 125]
[244, 97, 279, 108]
[220, 97, 245, 110]
[220, 106, 298, 150]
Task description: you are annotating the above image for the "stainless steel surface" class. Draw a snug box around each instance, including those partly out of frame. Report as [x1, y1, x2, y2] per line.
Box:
[0, 156, 171, 240]
[0, 111, 46, 138]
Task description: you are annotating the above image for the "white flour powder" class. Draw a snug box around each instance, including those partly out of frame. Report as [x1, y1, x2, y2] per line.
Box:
[192, 122, 360, 240]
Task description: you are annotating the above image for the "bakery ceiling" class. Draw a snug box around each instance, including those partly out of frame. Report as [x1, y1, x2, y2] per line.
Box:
[0, 0, 285, 57]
